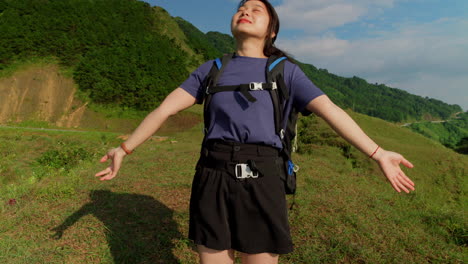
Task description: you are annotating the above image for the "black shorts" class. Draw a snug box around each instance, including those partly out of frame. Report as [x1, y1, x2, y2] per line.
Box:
[189, 140, 294, 254]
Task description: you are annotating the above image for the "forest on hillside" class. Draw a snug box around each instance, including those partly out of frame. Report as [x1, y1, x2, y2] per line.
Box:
[1, 0, 188, 109]
[0, 0, 463, 123]
[296, 63, 462, 122]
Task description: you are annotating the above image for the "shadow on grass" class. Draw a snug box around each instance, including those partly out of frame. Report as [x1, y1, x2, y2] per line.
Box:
[52, 190, 182, 263]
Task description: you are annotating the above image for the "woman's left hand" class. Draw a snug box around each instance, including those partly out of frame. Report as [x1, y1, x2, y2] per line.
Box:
[373, 149, 415, 193]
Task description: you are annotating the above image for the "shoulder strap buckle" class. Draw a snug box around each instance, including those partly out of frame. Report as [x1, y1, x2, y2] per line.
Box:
[271, 82, 278, 90]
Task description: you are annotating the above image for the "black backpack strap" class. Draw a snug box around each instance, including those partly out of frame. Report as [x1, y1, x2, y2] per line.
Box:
[208, 82, 278, 103]
[267, 56, 300, 200]
[266, 56, 288, 142]
[211, 54, 234, 91]
[268, 56, 289, 100]
[202, 53, 235, 142]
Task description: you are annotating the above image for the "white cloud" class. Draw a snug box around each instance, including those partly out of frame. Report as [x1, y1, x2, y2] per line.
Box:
[276, 0, 396, 33]
[277, 17, 468, 110]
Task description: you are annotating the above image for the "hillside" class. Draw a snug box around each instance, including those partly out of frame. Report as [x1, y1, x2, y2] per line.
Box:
[295, 63, 462, 122]
[405, 112, 468, 153]
[0, 61, 201, 134]
[174, 17, 223, 62]
[0, 63, 84, 127]
[206, 31, 237, 54]
[151, 7, 206, 71]
[1, 0, 189, 110]
[0, 107, 466, 263]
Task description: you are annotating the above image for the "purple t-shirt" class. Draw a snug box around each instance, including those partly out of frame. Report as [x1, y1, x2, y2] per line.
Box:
[180, 55, 325, 149]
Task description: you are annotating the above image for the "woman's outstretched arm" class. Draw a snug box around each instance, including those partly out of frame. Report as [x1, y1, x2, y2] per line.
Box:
[95, 88, 197, 181]
[306, 95, 415, 193]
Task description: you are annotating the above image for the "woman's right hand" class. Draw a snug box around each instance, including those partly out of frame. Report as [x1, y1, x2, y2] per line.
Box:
[95, 147, 127, 181]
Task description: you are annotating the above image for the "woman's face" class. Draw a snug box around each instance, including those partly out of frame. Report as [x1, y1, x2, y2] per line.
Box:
[231, 0, 274, 41]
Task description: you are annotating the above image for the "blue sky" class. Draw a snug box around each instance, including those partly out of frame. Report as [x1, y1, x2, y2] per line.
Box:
[146, 0, 468, 111]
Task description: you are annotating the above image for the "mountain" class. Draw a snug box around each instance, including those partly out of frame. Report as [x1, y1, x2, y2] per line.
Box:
[1, 0, 189, 110]
[206, 31, 237, 55]
[174, 17, 223, 62]
[0, 0, 463, 133]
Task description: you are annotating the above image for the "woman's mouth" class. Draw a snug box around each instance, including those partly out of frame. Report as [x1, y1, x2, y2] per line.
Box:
[238, 18, 252, 24]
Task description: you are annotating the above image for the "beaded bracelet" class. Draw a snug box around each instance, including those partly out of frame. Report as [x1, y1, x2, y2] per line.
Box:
[120, 142, 133, 155]
[369, 146, 380, 159]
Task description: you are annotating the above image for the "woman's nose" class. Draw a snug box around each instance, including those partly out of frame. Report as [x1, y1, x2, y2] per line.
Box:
[240, 9, 250, 17]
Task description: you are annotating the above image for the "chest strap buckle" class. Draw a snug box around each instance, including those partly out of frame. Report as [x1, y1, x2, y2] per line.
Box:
[249, 82, 264, 91]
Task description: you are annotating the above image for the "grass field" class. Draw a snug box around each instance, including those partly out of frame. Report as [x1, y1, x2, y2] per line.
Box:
[0, 109, 466, 263]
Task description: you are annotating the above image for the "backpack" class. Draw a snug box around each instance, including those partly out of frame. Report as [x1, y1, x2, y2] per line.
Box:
[201, 53, 299, 195]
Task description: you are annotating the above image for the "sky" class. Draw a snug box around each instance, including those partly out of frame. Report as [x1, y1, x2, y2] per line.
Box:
[146, 0, 468, 111]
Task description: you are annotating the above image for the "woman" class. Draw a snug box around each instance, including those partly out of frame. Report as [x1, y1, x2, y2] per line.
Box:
[95, 0, 416, 263]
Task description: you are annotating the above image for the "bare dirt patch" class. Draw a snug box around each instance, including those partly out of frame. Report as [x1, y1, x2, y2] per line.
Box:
[0, 64, 202, 133]
[0, 64, 85, 128]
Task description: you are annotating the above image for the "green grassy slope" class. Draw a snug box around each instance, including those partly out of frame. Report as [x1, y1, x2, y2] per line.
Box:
[151, 7, 206, 71]
[289, 111, 466, 263]
[1, 110, 466, 263]
[174, 17, 223, 61]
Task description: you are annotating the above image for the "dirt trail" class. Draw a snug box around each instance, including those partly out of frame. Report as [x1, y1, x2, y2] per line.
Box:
[0, 64, 85, 128]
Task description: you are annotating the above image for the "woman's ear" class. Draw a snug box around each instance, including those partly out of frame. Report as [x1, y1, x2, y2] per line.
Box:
[271, 32, 276, 39]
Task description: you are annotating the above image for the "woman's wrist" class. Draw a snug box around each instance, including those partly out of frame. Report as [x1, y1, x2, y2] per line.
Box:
[117, 146, 128, 156]
[370, 146, 384, 162]
[119, 142, 133, 155]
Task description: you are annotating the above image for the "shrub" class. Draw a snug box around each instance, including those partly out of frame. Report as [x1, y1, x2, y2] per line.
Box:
[36, 144, 94, 171]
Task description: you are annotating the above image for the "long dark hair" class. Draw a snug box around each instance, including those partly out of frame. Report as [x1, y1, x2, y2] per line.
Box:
[237, 0, 290, 59]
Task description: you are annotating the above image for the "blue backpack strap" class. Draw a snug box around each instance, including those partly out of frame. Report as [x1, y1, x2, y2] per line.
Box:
[215, 58, 222, 70]
[268, 57, 287, 72]
[268, 56, 289, 101]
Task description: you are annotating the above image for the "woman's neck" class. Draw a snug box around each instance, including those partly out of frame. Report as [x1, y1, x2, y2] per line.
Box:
[236, 38, 267, 58]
